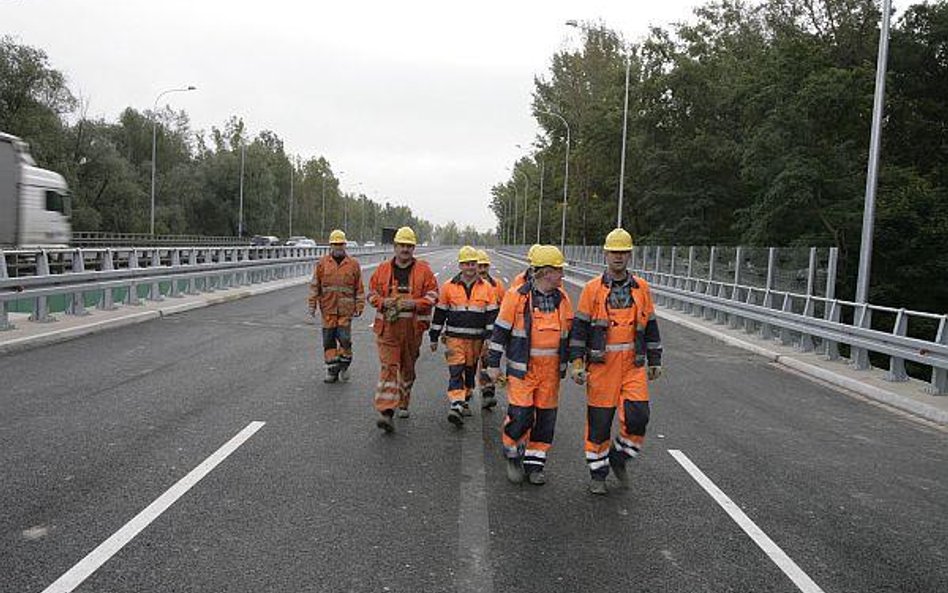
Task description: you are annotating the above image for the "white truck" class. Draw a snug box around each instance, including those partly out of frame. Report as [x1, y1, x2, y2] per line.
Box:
[0, 132, 71, 248]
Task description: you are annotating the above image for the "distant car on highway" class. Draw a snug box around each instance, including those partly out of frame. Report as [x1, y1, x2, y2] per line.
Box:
[363, 241, 376, 247]
[250, 235, 280, 246]
[285, 236, 317, 247]
[346, 240, 359, 248]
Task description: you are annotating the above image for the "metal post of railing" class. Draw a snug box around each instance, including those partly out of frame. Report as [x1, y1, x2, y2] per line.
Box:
[729, 247, 743, 329]
[170, 249, 183, 297]
[927, 315, 948, 395]
[30, 250, 53, 322]
[187, 249, 199, 294]
[779, 293, 794, 345]
[68, 249, 89, 316]
[100, 249, 117, 310]
[654, 246, 664, 305]
[824, 248, 840, 359]
[852, 304, 872, 370]
[885, 309, 909, 382]
[703, 246, 717, 321]
[204, 249, 216, 292]
[759, 247, 776, 340]
[715, 283, 728, 325]
[126, 249, 142, 306]
[0, 251, 12, 330]
[799, 247, 818, 352]
[149, 249, 164, 301]
[683, 246, 694, 314]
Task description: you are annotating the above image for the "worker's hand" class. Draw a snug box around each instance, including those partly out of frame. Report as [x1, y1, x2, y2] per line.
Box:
[382, 297, 397, 310]
[397, 299, 416, 312]
[569, 359, 587, 385]
[430, 341, 438, 353]
[647, 366, 663, 381]
[353, 309, 363, 318]
[487, 367, 501, 383]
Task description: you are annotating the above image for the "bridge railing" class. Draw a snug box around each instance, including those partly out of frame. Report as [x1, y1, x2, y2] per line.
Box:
[0, 245, 395, 329]
[501, 244, 947, 395]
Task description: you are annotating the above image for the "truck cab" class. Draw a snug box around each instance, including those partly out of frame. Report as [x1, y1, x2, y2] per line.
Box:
[0, 133, 71, 248]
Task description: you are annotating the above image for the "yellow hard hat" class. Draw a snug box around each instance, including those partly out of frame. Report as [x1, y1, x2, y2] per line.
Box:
[603, 228, 633, 252]
[531, 245, 567, 269]
[476, 249, 491, 265]
[458, 245, 479, 263]
[328, 229, 347, 244]
[394, 226, 417, 245]
[527, 243, 542, 263]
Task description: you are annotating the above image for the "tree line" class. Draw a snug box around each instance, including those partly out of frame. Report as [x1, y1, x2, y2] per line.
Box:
[0, 35, 453, 245]
[493, 0, 947, 313]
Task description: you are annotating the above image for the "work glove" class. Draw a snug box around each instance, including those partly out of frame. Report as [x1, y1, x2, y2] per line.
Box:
[430, 340, 438, 353]
[647, 366, 663, 381]
[397, 299, 416, 312]
[569, 359, 587, 385]
[353, 309, 363, 318]
[486, 367, 502, 383]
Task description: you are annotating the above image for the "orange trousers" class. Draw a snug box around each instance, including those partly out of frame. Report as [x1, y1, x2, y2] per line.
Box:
[502, 356, 561, 473]
[444, 337, 482, 408]
[585, 351, 650, 480]
[373, 318, 423, 413]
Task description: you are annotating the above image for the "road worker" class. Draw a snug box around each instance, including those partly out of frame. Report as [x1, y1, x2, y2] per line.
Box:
[367, 226, 438, 432]
[487, 245, 573, 485]
[308, 229, 364, 383]
[568, 228, 663, 495]
[511, 243, 542, 289]
[475, 249, 505, 409]
[430, 246, 500, 425]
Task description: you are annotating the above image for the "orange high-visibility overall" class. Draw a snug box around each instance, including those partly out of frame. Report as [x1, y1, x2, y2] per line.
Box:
[308, 254, 364, 372]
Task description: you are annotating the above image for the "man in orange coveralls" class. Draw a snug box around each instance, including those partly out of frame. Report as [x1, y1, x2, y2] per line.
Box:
[308, 229, 364, 383]
[366, 226, 438, 432]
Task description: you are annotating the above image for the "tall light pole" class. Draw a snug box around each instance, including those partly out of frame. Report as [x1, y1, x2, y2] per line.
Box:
[617, 56, 631, 228]
[288, 161, 294, 237]
[537, 159, 544, 243]
[856, 0, 893, 305]
[238, 142, 245, 237]
[514, 169, 529, 245]
[538, 110, 570, 249]
[150, 85, 196, 235]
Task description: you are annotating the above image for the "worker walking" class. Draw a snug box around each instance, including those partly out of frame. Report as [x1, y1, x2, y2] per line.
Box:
[568, 228, 663, 495]
[487, 245, 573, 485]
[308, 229, 364, 383]
[475, 249, 505, 409]
[367, 226, 438, 432]
[430, 246, 499, 425]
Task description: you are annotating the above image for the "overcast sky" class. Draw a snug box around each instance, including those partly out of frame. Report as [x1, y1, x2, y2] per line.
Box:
[4, 0, 702, 232]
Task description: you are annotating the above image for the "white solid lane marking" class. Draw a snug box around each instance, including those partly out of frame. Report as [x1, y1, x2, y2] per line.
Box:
[455, 411, 494, 593]
[41, 421, 267, 593]
[668, 450, 826, 593]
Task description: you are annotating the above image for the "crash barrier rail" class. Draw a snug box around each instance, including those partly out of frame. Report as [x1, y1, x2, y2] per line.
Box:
[72, 232, 250, 247]
[501, 245, 947, 395]
[0, 245, 398, 330]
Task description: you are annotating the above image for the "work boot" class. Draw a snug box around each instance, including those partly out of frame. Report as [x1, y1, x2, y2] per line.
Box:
[588, 478, 608, 495]
[481, 390, 497, 410]
[396, 407, 410, 418]
[323, 367, 339, 383]
[527, 470, 546, 485]
[609, 452, 629, 489]
[461, 401, 473, 417]
[448, 408, 464, 427]
[376, 411, 394, 433]
[505, 457, 525, 484]
[337, 365, 351, 382]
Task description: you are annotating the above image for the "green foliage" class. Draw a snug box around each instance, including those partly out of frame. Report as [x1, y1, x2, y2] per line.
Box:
[498, 1, 948, 312]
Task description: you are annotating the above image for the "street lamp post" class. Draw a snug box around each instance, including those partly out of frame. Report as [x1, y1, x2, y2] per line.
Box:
[288, 162, 294, 237]
[856, 0, 893, 305]
[150, 85, 196, 235]
[514, 169, 530, 245]
[617, 56, 631, 228]
[537, 110, 570, 249]
[537, 160, 544, 243]
[238, 143, 245, 237]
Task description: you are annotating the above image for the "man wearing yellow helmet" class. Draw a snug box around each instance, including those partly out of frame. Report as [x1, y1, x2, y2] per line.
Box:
[429, 246, 500, 425]
[308, 229, 364, 383]
[487, 245, 573, 485]
[568, 228, 663, 495]
[367, 226, 438, 431]
[475, 249, 505, 409]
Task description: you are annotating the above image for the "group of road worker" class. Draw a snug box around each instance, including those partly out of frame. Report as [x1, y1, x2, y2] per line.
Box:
[307, 226, 663, 494]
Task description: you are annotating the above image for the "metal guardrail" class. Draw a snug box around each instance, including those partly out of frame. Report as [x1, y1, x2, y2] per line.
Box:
[500, 245, 948, 395]
[0, 245, 395, 330]
[72, 232, 251, 247]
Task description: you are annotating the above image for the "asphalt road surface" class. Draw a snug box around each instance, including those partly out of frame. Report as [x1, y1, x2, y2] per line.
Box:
[2, 249, 945, 593]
